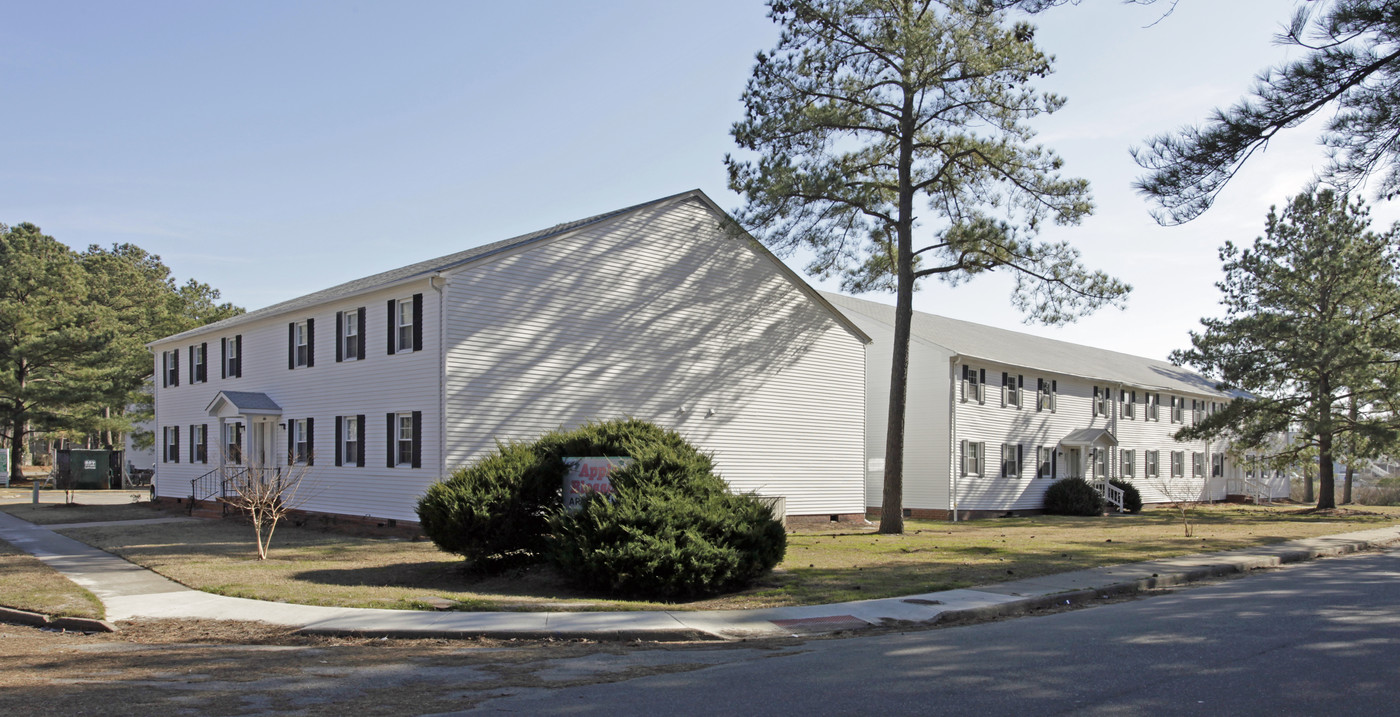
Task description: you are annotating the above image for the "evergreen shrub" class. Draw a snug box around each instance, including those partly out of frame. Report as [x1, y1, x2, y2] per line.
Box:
[1110, 478, 1144, 514]
[1043, 477, 1105, 516]
[416, 418, 786, 596]
[546, 449, 786, 599]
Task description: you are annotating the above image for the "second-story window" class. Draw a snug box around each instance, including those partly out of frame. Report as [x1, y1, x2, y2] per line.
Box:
[389, 295, 422, 354]
[1122, 390, 1136, 420]
[962, 366, 985, 404]
[1036, 378, 1057, 413]
[288, 321, 315, 369]
[1146, 393, 1160, 421]
[223, 335, 242, 378]
[162, 350, 180, 388]
[1003, 373, 1022, 409]
[189, 343, 207, 384]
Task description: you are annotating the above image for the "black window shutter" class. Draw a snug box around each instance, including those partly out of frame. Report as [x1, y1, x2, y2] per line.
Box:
[173, 426, 180, 463]
[288, 420, 295, 465]
[162, 353, 168, 388]
[412, 293, 423, 352]
[306, 417, 315, 466]
[411, 410, 422, 468]
[172, 350, 179, 387]
[386, 412, 395, 467]
[1018, 444, 1023, 477]
[387, 300, 396, 355]
[334, 416, 343, 467]
[288, 323, 296, 370]
[306, 318, 315, 367]
[199, 342, 208, 382]
[355, 417, 366, 467]
[235, 335, 243, 377]
[189, 424, 195, 463]
[188, 346, 194, 384]
[356, 414, 366, 467]
[978, 369, 986, 404]
[357, 307, 366, 359]
[221, 338, 227, 379]
[200, 425, 208, 463]
[335, 312, 344, 363]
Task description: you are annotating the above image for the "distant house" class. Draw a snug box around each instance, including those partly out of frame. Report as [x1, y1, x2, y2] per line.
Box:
[823, 293, 1287, 518]
[149, 191, 870, 525]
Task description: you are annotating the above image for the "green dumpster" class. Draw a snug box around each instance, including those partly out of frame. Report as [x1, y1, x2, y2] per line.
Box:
[69, 449, 110, 490]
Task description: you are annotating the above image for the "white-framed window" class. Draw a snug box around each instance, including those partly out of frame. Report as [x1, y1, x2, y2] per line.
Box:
[1192, 451, 1204, 477]
[1211, 453, 1225, 478]
[343, 312, 359, 361]
[190, 424, 207, 464]
[1093, 447, 1107, 478]
[1037, 446, 1055, 479]
[295, 321, 310, 367]
[1001, 443, 1021, 478]
[1122, 390, 1136, 420]
[224, 422, 244, 465]
[1170, 396, 1183, 423]
[1003, 373, 1022, 409]
[396, 299, 414, 353]
[1122, 449, 1136, 478]
[1094, 386, 1110, 417]
[962, 366, 985, 404]
[162, 426, 180, 463]
[162, 350, 179, 388]
[1145, 449, 1159, 478]
[397, 412, 414, 465]
[190, 344, 206, 384]
[960, 440, 986, 476]
[1171, 450, 1185, 478]
[343, 415, 360, 466]
[1147, 393, 1160, 421]
[224, 335, 242, 378]
[291, 418, 310, 465]
[1037, 378, 1057, 413]
[1193, 400, 1206, 424]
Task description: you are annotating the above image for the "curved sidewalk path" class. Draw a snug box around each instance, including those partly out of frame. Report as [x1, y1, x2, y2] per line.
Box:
[3, 509, 1399, 641]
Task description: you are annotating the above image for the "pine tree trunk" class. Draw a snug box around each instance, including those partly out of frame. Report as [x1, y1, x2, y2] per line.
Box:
[878, 87, 918, 536]
[1344, 465, 1354, 504]
[1317, 433, 1337, 510]
[1303, 463, 1314, 503]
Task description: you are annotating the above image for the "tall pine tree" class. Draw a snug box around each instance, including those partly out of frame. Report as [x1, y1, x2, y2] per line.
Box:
[1174, 189, 1400, 509]
[728, 0, 1128, 532]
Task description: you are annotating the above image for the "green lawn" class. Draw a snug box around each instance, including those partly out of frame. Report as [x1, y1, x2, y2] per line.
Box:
[34, 502, 1400, 612]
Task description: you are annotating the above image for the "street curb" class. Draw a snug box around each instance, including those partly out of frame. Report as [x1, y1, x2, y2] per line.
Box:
[0, 606, 116, 633]
[295, 625, 721, 643]
[931, 533, 1400, 628]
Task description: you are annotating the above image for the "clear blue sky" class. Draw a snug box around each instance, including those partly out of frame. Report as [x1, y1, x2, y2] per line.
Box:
[4, 1, 1388, 363]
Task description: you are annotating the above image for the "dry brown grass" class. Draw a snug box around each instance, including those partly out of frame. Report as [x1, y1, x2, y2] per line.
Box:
[0, 540, 104, 619]
[0, 500, 175, 525]
[35, 501, 1400, 612]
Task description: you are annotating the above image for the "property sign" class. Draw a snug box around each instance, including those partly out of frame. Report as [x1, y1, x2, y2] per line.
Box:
[562, 456, 632, 511]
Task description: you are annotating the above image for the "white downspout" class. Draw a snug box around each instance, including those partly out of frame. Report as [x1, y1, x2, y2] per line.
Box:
[949, 354, 960, 522]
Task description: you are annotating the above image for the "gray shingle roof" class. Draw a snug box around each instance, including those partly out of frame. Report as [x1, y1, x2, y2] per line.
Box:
[207, 391, 282, 414]
[157, 190, 706, 345]
[821, 292, 1229, 398]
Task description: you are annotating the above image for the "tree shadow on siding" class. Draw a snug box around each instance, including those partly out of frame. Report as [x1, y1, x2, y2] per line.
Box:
[441, 199, 850, 472]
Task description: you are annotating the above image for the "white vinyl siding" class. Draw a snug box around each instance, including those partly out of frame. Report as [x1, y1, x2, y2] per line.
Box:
[440, 197, 865, 517]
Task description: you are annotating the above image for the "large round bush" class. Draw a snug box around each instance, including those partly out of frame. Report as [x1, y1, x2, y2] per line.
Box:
[415, 418, 785, 595]
[1043, 477, 1105, 516]
[546, 446, 786, 599]
[1110, 479, 1144, 514]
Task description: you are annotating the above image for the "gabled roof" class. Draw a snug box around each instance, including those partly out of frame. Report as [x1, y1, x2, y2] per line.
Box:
[1060, 428, 1118, 447]
[822, 292, 1229, 398]
[206, 391, 282, 416]
[155, 190, 869, 346]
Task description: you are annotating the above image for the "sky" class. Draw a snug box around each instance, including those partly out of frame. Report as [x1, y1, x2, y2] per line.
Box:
[4, 0, 1392, 365]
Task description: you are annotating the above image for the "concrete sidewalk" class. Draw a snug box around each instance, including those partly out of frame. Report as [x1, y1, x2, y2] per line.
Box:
[2, 509, 1398, 641]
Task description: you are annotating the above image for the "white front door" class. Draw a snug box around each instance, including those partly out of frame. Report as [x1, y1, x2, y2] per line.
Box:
[249, 420, 276, 467]
[1067, 448, 1082, 478]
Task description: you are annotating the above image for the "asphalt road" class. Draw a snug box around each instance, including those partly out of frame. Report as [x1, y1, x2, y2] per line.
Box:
[464, 547, 1400, 716]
